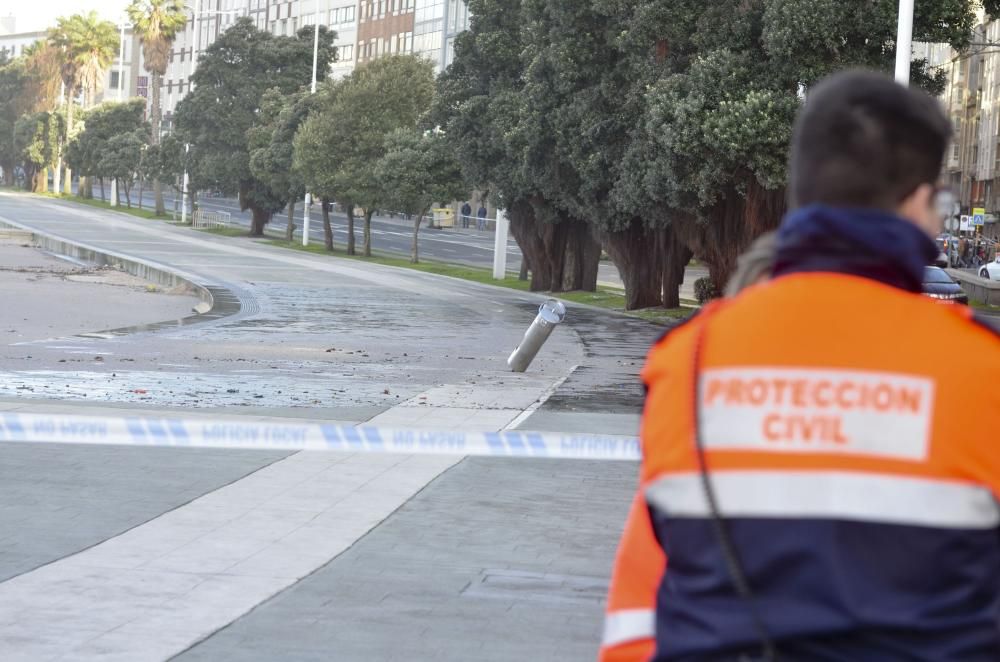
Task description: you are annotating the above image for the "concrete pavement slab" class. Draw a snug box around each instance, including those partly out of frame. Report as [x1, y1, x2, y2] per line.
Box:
[0, 451, 460, 661]
[176, 457, 635, 662]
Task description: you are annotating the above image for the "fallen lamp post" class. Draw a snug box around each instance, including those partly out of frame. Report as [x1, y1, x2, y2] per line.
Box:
[507, 299, 567, 372]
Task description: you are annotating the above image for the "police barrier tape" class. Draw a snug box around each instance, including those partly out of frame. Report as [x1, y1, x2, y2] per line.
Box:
[0, 413, 641, 461]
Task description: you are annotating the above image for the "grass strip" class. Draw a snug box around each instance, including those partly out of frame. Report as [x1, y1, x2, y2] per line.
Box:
[261, 238, 691, 324]
[37, 192, 170, 221]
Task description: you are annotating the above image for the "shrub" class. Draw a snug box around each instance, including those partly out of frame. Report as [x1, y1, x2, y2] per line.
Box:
[694, 276, 720, 304]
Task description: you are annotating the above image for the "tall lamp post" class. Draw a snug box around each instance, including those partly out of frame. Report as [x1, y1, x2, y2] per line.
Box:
[111, 18, 126, 207]
[895, 0, 914, 85]
[303, 0, 323, 247]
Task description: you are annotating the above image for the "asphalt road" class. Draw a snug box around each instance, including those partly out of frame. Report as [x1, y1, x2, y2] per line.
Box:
[75, 184, 629, 286]
[81, 184, 526, 271]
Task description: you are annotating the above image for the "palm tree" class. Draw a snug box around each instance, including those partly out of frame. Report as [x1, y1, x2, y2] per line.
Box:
[22, 42, 62, 113]
[127, 0, 187, 215]
[48, 13, 117, 197]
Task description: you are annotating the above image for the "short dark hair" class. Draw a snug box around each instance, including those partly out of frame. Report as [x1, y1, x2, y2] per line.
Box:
[789, 70, 952, 210]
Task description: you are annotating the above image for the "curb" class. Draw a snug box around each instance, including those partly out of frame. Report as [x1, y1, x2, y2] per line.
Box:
[0, 214, 245, 335]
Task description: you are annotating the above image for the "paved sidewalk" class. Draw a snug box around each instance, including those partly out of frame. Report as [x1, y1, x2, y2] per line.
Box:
[176, 457, 635, 662]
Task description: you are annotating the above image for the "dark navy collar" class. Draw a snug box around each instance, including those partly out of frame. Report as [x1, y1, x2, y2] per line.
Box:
[773, 205, 939, 293]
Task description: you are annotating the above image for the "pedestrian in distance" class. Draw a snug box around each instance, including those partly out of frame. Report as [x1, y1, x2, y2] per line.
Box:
[461, 201, 472, 228]
[600, 69, 1000, 662]
[477, 203, 488, 231]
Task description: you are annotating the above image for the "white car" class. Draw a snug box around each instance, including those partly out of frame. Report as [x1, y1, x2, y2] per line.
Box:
[979, 257, 1000, 280]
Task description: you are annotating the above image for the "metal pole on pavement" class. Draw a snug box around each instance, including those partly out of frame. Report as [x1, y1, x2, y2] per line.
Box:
[190, 0, 201, 91]
[894, 0, 914, 85]
[111, 20, 126, 208]
[181, 143, 190, 225]
[302, 0, 321, 247]
[493, 208, 509, 280]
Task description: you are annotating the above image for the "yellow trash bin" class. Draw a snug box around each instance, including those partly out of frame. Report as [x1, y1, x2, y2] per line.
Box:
[432, 208, 455, 228]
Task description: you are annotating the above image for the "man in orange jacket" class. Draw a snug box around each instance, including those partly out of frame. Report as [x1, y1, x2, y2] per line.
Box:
[601, 70, 1000, 661]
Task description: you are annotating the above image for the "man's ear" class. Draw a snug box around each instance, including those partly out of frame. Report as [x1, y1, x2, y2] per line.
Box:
[897, 183, 939, 238]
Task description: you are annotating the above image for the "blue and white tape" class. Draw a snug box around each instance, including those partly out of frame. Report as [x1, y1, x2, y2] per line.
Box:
[0, 413, 640, 461]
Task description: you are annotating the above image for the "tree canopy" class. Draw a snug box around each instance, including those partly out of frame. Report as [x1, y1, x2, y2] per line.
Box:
[436, 0, 996, 308]
[174, 18, 336, 235]
[294, 55, 435, 256]
[375, 128, 468, 263]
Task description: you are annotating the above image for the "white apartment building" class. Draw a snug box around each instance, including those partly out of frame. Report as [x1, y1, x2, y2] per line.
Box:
[0, 21, 145, 110]
[161, 0, 469, 117]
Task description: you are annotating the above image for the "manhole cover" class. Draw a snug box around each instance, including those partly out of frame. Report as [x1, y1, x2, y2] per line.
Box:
[461, 569, 608, 605]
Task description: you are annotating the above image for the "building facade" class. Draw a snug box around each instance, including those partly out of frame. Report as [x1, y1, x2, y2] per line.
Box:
[917, 11, 1000, 238]
[3, 1, 470, 139]
[0, 23, 145, 110]
[161, 0, 469, 117]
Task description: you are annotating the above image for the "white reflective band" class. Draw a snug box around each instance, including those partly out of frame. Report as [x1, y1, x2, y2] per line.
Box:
[646, 471, 1000, 529]
[0, 413, 641, 461]
[602, 608, 655, 647]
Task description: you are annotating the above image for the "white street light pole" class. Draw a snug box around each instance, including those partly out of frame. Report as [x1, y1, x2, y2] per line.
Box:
[894, 0, 914, 85]
[303, 0, 322, 247]
[181, 143, 191, 225]
[111, 21, 126, 207]
[190, 0, 201, 91]
[493, 208, 509, 280]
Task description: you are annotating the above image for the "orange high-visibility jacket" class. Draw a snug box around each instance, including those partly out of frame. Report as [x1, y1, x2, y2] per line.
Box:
[600, 272, 1000, 661]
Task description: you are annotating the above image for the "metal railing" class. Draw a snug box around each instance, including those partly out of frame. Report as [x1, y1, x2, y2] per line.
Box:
[191, 209, 232, 229]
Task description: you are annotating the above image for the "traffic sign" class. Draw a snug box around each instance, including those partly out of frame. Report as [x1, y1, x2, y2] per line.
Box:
[961, 215, 971, 231]
[973, 207, 986, 226]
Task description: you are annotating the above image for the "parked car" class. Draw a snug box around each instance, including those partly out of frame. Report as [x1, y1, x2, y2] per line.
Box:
[979, 256, 1000, 281]
[923, 266, 968, 304]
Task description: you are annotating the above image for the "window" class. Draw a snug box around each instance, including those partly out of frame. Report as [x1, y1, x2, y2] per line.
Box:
[339, 43, 353, 61]
[109, 71, 120, 89]
[167, 80, 174, 94]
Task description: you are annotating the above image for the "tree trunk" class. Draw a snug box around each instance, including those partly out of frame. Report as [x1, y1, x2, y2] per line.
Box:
[683, 179, 786, 292]
[605, 219, 664, 310]
[40, 168, 48, 193]
[137, 177, 144, 210]
[285, 199, 296, 242]
[64, 98, 74, 191]
[558, 217, 600, 292]
[346, 204, 356, 255]
[321, 197, 334, 251]
[363, 209, 373, 257]
[412, 209, 426, 263]
[99, 177, 105, 202]
[507, 198, 551, 291]
[53, 153, 62, 194]
[29, 168, 43, 193]
[151, 71, 165, 216]
[660, 225, 693, 309]
[519, 257, 529, 281]
[250, 205, 270, 236]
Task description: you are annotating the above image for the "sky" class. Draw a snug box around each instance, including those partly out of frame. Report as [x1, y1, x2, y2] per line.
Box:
[3, 0, 130, 33]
